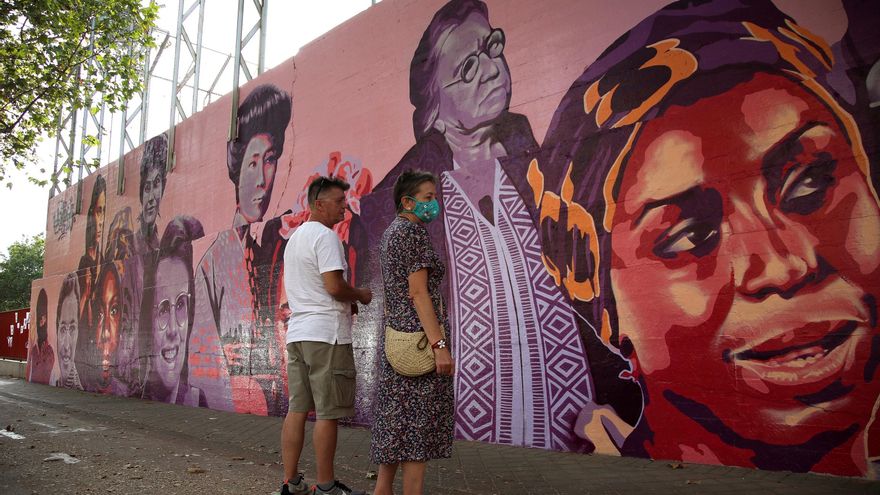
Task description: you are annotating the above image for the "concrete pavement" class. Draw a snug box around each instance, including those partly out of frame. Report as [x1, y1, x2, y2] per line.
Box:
[0, 377, 877, 494]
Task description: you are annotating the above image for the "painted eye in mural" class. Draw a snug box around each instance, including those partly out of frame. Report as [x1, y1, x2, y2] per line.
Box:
[145, 176, 162, 194]
[779, 154, 836, 215]
[459, 57, 480, 84]
[264, 151, 278, 170]
[156, 301, 171, 328]
[446, 28, 506, 87]
[154, 292, 190, 331]
[174, 294, 188, 320]
[109, 303, 119, 318]
[653, 217, 720, 259]
[486, 28, 505, 59]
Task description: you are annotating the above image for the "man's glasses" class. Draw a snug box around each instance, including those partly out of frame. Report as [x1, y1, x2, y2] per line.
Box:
[443, 28, 505, 88]
[154, 292, 190, 331]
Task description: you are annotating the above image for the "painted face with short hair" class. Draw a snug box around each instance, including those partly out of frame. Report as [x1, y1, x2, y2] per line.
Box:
[150, 257, 190, 397]
[237, 133, 277, 223]
[433, 12, 511, 133]
[57, 294, 79, 383]
[142, 168, 164, 226]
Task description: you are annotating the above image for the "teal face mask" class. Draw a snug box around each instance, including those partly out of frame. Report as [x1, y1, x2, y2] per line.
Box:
[404, 196, 441, 223]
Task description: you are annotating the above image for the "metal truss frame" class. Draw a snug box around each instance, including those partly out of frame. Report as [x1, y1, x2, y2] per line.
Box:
[228, 0, 268, 142]
[49, 0, 301, 202]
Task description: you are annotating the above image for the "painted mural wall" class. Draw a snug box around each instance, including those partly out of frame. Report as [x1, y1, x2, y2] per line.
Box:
[26, 0, 880, 478]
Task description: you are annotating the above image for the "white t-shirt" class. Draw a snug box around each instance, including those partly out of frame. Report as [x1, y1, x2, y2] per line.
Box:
[284, 221, 352, 344]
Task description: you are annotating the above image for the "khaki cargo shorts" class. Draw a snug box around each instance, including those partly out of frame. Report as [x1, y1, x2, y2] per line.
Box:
[286, 341, 356, 420]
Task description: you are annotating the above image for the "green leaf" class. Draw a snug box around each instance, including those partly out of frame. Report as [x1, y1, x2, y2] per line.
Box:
[0, 234, 45, 311]
[0, 0, 158, 188]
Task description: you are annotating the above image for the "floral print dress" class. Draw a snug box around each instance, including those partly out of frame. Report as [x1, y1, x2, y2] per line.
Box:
[370, 216, 454, 464]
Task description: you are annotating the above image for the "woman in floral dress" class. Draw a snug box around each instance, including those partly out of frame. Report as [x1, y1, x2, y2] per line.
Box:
[371, 170, 455, 495]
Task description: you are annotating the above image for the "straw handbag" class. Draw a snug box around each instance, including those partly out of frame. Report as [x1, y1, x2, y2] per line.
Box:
[384, 301, 445, 377]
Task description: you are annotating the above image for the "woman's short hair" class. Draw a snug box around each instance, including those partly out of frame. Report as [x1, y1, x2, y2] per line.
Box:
[226, 84, 292, 188]
[139, 133, 168, 205]
[410, 0, 489, 140]
[85, 174, 107, 251]
[393, 169, 437, 212]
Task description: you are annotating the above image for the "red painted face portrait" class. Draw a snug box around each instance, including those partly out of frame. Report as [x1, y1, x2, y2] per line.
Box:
[610, 72, 880, 473]
[94, 268, 121, 392]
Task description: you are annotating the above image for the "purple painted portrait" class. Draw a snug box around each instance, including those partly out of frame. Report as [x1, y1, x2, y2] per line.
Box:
[356, 0, 593, 450]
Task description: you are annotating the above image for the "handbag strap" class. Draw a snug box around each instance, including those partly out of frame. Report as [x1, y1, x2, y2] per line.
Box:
[383, 291, 445, 335]
[383, 295, 444, 316]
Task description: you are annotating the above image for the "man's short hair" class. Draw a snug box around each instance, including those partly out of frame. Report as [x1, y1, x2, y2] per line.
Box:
[307, 176, 350, 207]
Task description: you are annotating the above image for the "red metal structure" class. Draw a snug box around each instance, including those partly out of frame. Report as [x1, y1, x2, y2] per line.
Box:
[0, 308, 30, 360]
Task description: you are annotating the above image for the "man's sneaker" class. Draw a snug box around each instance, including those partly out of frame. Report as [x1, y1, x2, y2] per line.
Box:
[313, 480, 365, 495]
[280, 473, 311, 495]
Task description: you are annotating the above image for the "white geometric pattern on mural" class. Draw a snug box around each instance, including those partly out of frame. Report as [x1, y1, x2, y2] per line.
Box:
[442, 167, 593, 451]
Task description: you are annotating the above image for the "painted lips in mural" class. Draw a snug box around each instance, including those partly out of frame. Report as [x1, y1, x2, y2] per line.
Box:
[27, 0, 880, 479]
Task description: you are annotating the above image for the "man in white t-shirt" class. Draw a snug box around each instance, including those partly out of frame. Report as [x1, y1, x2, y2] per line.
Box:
[280, 176, 372, 495]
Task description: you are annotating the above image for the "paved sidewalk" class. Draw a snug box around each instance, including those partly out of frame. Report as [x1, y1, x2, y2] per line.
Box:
[1, 377, 877, 494]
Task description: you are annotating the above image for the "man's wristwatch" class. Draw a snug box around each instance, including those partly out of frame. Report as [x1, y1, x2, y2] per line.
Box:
[431, 338, 448, 350]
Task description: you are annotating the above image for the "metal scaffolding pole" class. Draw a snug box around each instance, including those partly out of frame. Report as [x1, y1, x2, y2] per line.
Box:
[50, 105, 78, 199]
[52, 2, 267, 194]
[117, 29, 168, 194]
[259, 0, 268, 74]
[192, 1, 205, 115]
[228, 0, 268, 141]
[168, 0, 212, 171]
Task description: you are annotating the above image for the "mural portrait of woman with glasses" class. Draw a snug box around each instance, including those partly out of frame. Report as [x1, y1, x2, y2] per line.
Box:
[357, 0, 592, 450]
[142, 215, 205, 405]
